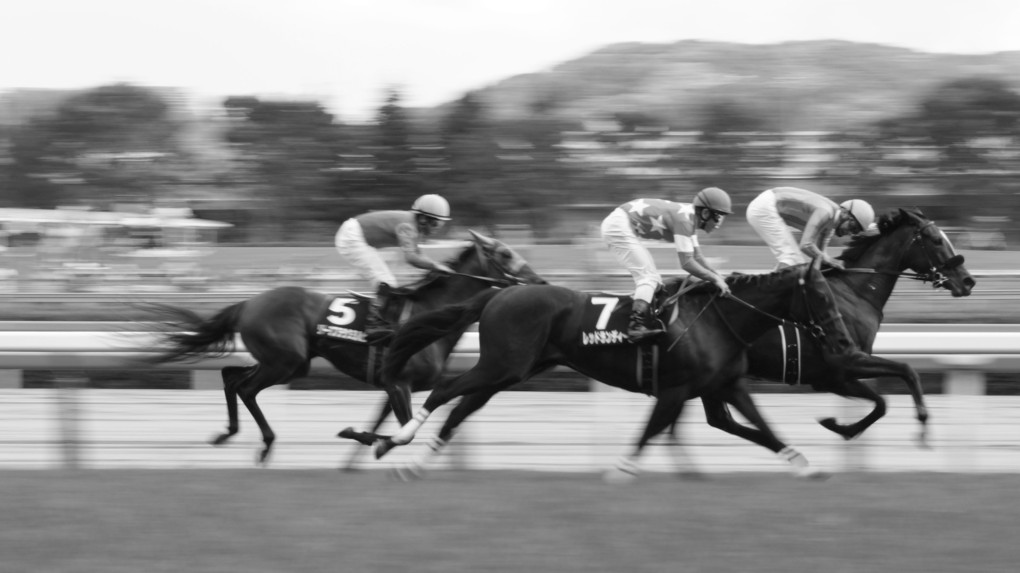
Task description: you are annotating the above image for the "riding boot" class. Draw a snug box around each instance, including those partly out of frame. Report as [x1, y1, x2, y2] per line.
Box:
[627, 299, 663, 342]
[364, 283, 394, 344]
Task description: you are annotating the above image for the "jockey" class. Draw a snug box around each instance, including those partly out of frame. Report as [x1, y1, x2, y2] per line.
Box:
[335, 194, 455, 343]
[745, 187, 875, 270]
[600, 187, 733, 342]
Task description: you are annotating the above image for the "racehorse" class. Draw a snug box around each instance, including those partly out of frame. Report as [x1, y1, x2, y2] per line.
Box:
[367, 256, 862, 481]
[743, 208, 974, 444]
[146, 231, 546, 464]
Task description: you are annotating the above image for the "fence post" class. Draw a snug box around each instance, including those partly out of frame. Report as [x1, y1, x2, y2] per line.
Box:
[54, 372, 88, 469]
[942, 367, 987, 471]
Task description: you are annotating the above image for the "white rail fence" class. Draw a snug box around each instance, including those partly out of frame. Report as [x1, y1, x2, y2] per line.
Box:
[0, 323, 1017, 473]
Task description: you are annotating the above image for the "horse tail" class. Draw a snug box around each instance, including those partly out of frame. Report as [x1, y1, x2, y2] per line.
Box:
[383, 288, 502, 381]
[145, 301, 245, 363]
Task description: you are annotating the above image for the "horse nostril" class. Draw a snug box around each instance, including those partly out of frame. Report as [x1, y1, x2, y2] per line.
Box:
[964, 277, 976, 289]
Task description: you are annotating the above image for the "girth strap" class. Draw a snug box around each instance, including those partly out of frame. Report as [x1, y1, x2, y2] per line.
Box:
[778, 323, 802, 385]
[636, 344, 660, 394]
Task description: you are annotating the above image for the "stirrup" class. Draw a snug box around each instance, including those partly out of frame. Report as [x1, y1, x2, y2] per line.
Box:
[627, 325, 663, 342]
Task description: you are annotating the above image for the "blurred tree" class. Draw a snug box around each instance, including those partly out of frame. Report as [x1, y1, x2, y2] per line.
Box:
[6, 83, 184, 208]
[375, 89, 413, 174]
[878, 77, 1020, 171]
[222, 96, 342, 240]
[439, 93, 505, 224]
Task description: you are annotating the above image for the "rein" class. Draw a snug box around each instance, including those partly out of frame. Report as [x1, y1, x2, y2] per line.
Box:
[665, 277, 835, 352]
[445, 272, 518, 287]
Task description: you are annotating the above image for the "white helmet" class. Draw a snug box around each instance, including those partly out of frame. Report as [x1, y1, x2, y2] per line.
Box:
[840, 199, 875, 230]
[411, 194, 451, 221]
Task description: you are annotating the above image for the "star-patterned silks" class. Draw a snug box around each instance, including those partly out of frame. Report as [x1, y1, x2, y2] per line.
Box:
[648, 215, 667, 237]
[627, 198, 650, 215]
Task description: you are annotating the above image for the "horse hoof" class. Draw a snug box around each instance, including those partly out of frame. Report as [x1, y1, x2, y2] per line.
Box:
[390, 464, 425, 482]
[795, 467, 831, 481]
[256, 449, 272, 466]
[374, 438, 396, 460]
[337, 427, 375, 446]
[817, 418, 855, 440]
[209, 434, 231, 446]
[603, 467, 638, 485]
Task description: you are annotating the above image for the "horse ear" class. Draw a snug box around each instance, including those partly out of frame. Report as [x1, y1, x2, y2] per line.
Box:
[469, 229, 495, 247]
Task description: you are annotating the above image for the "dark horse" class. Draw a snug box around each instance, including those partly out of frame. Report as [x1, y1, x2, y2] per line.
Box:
[147, 231, 546, 464]
[369, 256, 862, 481]
[743, 208, 974, 444]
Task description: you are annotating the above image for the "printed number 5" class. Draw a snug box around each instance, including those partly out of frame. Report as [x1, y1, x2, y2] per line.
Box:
[591, 296, 618, 330]
[327, 298, 357, 326]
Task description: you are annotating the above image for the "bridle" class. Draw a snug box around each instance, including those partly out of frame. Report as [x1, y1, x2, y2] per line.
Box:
[442, 241, 533, 287]
[843, 220, 965, 289]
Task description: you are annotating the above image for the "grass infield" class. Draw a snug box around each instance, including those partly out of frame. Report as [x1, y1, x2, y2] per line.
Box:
[2, 470, 1017, 572]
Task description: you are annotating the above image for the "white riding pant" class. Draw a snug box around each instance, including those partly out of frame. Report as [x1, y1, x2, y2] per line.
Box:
[746, 189, 808, 268]
[335, 218, 396, 288]
[600, 208, 660, 303]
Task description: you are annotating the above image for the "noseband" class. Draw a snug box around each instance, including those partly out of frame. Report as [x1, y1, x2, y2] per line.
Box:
[911, 221, 964, 288]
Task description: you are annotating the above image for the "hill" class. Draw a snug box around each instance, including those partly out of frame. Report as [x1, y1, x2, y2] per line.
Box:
[444, 40, 1020, 131]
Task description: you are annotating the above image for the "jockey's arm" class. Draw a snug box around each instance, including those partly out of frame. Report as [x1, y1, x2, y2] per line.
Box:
[678, 249, 729, 293]
[396, 223, 451, 273]
[799, 212, 843, 268]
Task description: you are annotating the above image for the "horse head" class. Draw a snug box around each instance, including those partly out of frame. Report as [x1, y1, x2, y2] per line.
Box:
[883, 208, 974, 297]
[451, 230, 547, 286]
[838, 208, 975, 297]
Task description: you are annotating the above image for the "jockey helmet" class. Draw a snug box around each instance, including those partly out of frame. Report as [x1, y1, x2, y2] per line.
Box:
[411, 194, 451, 221]
[840, 199, 875, 231]
[692, 187, 733, 215]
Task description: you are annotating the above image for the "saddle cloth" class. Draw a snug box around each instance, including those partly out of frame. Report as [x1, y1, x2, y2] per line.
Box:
[314, 295, 372, 344]
[579, 293, 634, 346]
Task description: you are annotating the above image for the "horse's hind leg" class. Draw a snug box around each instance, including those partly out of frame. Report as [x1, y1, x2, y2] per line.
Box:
[210, 365, 256, 446]
[605, 386, 688, 484]
[236, 359, 307, 465]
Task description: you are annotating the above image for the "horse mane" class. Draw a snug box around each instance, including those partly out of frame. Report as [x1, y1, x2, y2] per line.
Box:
[837, 208, 926, 263]
[400, 241, 478, 294]
[681, 266, 805, 296]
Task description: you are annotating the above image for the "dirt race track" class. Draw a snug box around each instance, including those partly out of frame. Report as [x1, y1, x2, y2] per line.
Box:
[2, 470, 1018, 573]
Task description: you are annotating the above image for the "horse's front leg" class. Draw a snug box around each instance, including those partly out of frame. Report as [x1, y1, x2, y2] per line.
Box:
[338, 397, 394, 471]
[391, 389, 497, 481]
[817, 378, 886, 440]
[830, 352, 929, 446]
[337, 382, 410, 447]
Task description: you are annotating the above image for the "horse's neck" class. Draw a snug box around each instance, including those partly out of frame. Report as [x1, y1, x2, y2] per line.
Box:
[719, 283, 801, 343]
[840, 232, 911, 312]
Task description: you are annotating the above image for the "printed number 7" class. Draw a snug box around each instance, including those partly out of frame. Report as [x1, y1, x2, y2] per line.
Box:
[591, 297, 618, 330]
[327, 298, 357, 326]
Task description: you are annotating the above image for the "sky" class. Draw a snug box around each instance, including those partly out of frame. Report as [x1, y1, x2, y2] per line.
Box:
[3, 0, 1020, 122]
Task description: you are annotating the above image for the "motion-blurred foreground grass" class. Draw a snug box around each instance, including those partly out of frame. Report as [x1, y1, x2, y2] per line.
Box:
[3, 470, 1018, 573]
